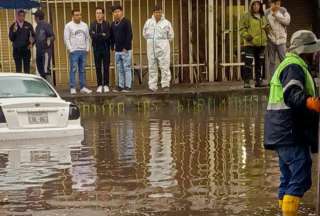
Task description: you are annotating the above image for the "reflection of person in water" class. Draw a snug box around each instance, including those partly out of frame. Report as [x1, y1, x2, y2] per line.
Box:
[117, 120, 136, 165]
[70, 148, 97, 192]
[147, 120, 177, 188]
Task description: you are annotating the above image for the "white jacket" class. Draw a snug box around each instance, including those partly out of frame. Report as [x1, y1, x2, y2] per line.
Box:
[143, 15, 174, 41]
[265, 7, 291, 45]
[64, 21, 90, 53]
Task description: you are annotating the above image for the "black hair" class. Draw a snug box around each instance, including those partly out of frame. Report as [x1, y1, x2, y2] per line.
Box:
[71, 9, 80, 15]
[112, 5, 123, 12]
[270, 0, 281, 3]
[153, 5, 162, 12]
[96, 7, 104, 14]
[17, 10, 25, 15]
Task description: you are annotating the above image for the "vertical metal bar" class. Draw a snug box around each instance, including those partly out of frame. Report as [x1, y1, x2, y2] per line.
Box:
[237, 0, 241, 80]
[205, 0, 208, 81]
[0, 11, 4, 73]
[54, 0, 61, 83]
[179, 0, 183, 81]
[215, 0, 218, 80]
[188, 0, 193, 83]
[229, 0, 234, 80]
[63, 0, 69, 86]
[46, 0, 50, 23]
[88, 1, 94, 82]
[5, 9, 12, 72]
[196, 0, 200, 82]
[139, 0, 142, 83]
[221, 0, 226, 81]
[208, 0, 214, 82]
[171, 0, 175, 83]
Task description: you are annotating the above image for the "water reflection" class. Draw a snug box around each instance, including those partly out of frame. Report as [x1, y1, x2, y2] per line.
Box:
[0, 95, 316, 215]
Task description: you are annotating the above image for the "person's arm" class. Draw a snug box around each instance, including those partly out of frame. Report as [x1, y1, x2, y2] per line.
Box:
[142, 19, 150, 39]
[101, 22, 110, 40]
[280, 64, 308, 110]
[239, 13, 253, 42]
[8, 23, 17, 42]
[64, 24, 72, 52]
[89, 22, 99, 41]
[46, 23, 55, 46]
[167, 21, 174, 41]
[125, 19, 133, 51]
[274, 8, 291, 26]
[85, 24, 90, 52]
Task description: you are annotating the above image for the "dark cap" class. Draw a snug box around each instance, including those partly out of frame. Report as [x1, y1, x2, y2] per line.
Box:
[32, 10, 45, 19]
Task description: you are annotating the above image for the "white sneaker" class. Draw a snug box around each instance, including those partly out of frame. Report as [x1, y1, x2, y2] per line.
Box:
[70, 88, 77, 95]
[96, 86, 103, 93]
[80, 87, 92, 94]
[103, 86, 110, 93]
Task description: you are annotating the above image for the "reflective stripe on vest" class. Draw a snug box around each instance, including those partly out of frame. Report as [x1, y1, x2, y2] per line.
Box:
[267, 52, 316, 111]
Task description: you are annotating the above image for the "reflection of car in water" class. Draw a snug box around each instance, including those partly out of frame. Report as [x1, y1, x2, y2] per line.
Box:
[0, 73, 83, 141]
[0, 136, 83, 191]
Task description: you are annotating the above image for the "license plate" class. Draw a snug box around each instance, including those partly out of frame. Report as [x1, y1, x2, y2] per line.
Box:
[28, 112, 49, 124]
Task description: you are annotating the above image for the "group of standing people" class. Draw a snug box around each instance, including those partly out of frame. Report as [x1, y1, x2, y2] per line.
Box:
[240, 0, 290, 88]
[9, 9, 55, 80]
[63, 4, 174, 95]
[8, 5, 174, 95]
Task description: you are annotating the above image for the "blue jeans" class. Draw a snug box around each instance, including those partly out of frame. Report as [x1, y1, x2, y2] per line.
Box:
[276, 145, 312, 199]
[69, 51, 87, 89]
[115, 50, 132, 89]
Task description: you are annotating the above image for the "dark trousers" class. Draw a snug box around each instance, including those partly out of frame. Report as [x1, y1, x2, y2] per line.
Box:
[276, 145, 312, 199]
[242, 46, 265, 82]
[36, 49, 52, 79]
[13, 47, 31, 74]
[93, 49, 110, 86]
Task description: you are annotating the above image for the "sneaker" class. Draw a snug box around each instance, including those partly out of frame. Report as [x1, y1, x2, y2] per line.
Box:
[103, 86, 110, 93]
[149, 88, 157, 92]
[244, 81, 251, 89]
[96, 86, 103, 93]
[70, 88, 77, 95]
[121, 88, 131, 93]
[80, 87, 92, 94]
[113, 87, 123, 93]
[255, 79, 266, 88]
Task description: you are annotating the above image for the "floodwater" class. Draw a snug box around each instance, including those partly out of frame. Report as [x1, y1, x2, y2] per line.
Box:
[0, 94, 317, 216]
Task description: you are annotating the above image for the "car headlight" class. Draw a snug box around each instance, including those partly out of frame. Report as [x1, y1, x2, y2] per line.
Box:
[0, 106, 6, 123]
[68, 104, 80, 120]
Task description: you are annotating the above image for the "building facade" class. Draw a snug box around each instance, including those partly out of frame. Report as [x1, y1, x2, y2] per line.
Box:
[0, 0, 318, 87]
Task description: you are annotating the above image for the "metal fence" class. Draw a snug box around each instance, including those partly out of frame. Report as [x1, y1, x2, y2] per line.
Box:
[0, 0, 252, 87]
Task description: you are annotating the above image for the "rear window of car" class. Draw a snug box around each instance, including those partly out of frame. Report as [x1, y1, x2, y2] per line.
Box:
[0, 76, 57, 98]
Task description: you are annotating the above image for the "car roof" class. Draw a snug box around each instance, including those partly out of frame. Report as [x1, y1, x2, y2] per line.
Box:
[0, 73, 41, 78]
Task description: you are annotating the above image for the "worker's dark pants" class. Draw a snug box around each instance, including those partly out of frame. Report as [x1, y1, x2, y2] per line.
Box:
[93, 49, 110, 87]
[276, 145, 312, 200]
[242, 46, 265, 82]
[13, 47, 31, 74]
[36, 49, 52, 79]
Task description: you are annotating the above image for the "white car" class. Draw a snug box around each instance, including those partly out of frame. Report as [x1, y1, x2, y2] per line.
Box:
[0, 73, 84, 141]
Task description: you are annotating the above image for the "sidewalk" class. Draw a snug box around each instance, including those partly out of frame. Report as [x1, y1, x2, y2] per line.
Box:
[58, 82, 269, 100]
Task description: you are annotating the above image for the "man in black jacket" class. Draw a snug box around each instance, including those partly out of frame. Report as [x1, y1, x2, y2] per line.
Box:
[33, 10, 55, 80]
[110, 5, 133, 92]
[90, 7, 111, 93]
[9, 10, 35, 74]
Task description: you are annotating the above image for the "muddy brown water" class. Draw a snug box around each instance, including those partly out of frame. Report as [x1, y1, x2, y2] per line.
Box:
[0, 94, 317, 216]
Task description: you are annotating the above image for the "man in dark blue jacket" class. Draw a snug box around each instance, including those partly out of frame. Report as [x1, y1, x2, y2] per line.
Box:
[9, 10, 35, 74]
[264, 30, 320, 216]
[33, 10, 55, 80]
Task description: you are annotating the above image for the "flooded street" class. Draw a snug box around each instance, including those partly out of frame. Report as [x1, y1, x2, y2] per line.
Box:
[0, 94, 317, 216]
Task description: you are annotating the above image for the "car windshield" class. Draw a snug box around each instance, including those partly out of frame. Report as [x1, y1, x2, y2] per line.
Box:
[0, 76, 57, 98]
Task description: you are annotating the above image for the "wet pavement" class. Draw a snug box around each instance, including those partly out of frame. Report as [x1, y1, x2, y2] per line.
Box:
[0, 93, 318, 216]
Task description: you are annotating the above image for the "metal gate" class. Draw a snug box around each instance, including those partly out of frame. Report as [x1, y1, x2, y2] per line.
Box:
[0, 0, 253, 86]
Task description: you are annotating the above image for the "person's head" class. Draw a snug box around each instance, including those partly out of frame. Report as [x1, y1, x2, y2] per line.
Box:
[16, 10, 26, 23]
[72, 9, 81, 23]
[95, 7, 104, 22]
[112, 5, 123, 21]
[33, 10, 45, 23]
[270, 0, 281, 9]
[289, 30, 320, 64]
[153, 5, 162, 22]
[250, 0, 263, 14]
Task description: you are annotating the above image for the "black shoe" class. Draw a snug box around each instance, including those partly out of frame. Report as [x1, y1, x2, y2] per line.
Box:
[255, 80, 266, 88]
[112, 87, 123, 92]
